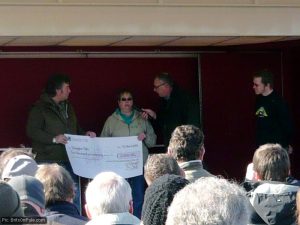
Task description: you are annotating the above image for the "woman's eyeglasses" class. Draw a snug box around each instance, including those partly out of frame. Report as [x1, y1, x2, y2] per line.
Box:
[120, 97, 133, 101]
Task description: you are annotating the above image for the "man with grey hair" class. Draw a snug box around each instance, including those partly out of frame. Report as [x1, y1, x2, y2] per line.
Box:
[166, 177, 250, 225]
[35, 163, 88, 225]
[85, 171, 140, 225]
[168, 125, 213, 182]
[144, 153, 183, 185]
[142, 72, 200, 147]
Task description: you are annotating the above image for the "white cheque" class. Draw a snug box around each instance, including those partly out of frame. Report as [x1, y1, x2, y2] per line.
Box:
[65, 134, 143, 179]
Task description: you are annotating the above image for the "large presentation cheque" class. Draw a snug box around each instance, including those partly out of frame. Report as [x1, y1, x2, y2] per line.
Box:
[65, 134, 143, 179]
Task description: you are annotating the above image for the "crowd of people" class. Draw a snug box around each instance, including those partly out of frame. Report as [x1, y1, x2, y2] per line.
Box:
[0, 70, 299, 225]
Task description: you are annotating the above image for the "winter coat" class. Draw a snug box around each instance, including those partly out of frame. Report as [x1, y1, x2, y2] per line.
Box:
[27, 93, 84, 161]
[101, 110, 156, 164]
[248, 181, 298, 225]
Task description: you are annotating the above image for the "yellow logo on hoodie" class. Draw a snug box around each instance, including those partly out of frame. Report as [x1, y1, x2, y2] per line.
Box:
[256, 107, 268, 117]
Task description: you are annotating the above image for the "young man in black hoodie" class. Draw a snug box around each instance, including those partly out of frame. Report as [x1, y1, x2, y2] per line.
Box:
[253, 70, 293, 151]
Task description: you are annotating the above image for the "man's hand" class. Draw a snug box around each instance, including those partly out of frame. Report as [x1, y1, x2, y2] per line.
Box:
[54, 134, 68, 144]
[137, 132, 146, 141]
[86, 131, 96, 138]
[141, 108, 157, 120]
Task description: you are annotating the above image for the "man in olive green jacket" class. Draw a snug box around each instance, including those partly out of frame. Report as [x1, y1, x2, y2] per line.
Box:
[26, 74, 96, 162]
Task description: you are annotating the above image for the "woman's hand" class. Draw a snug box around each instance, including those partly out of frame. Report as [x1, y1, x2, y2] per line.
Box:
[138, 132, 146, 141]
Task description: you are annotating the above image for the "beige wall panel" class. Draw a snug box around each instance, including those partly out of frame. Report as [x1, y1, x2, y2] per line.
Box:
[0, 5, 299, 36]
[5, 36, 70, 46]
[112, 36, 178, 46]
[163, 0, 254, 5]
[0, 0, 299, 6]
[0, 0, 58, 3]
[60, 36, 128, 46]
[214, 36, 284, 45]
[256, 0, 300, 6]
[0, 37, 15, 44]
[61, 0, 158, 4]
[163, 36, 235, 46]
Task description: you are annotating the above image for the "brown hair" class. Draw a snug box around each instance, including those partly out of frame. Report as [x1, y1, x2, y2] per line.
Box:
[253, 144, 290, 182]
[168, 125, 204, 162]
[144, 154, 181, 184]
[253, 70, 274, 88]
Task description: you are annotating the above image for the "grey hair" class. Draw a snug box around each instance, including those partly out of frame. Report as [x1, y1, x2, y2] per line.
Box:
[166, 177, 250, 225]
[85, 172, 132, 217]
[155, 72, 174, 87]
[144, 154, 181, 185]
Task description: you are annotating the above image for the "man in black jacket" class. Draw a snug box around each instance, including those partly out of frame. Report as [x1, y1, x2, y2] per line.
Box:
[253, 70, 293, 151]
[143, 72, 200, 147]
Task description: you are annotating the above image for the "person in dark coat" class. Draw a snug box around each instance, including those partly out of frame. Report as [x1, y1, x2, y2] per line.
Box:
[26, 74, 96, 162]
[142, 72, 200, 147]
[141, 174, 189, 225]
[253, 70, 293, 152]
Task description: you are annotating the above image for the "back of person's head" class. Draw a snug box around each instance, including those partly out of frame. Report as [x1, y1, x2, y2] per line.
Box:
[85, 172, 132, 219]
[166, 177, 250, 225]
[142, 174, 189, 225]
[45, 74, 70, 97]
[253, 143, 290, 182]
[8, 175, 45, 216]
[155, 72, 174, 87]
[168, 125, 204, 162]
[144, 154, 182, 185]
[0, 148, 36, 180]
[253, 69, 274, 88]
[0, 181, 24, 218]
[35, 163, 75, 205]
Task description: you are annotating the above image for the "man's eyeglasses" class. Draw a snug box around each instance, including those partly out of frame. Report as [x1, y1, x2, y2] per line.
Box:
[154, 82, 166, 89]
[120, 97, 133, 101]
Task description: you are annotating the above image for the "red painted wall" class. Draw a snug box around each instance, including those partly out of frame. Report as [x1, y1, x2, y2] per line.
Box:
[281, 48, 300, 178]
[0, 57, 198, 147]
[201, 52, 284, 180]
[0, 49, 299, 181]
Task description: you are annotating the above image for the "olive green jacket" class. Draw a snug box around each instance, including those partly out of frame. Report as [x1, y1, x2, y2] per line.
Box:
[101, 110, 157, 164]
[26, 93, 84, 161]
